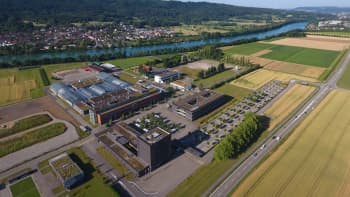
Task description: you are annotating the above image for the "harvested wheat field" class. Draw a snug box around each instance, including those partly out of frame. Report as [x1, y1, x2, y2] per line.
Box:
[264, 84, 316, 130]
[267, 37, 349, 51]
[307, 35, 350, 42]
[264, 61, 326, 79]
[233, 54, 273, 66]
[0, 68, 44, 106]
[233, 90, 350, 197]
[231, 69, 317, 90]
[0, 78, 37, 105]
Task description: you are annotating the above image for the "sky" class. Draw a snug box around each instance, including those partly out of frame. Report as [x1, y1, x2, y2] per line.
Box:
[181, 0, 350, 9]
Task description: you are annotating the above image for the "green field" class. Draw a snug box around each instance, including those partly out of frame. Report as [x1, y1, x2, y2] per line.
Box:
[106, 56, 153, 69]
[0, 114, 52, 139]
[223, 43, 273, 55]
[307, 31, 350, 38]
[261, 45, 340, 68]
[167, 160, 236, 197]
[96, 147, 135, 180]
[215, 84, 252, 100]
[337, 62, 350, 89]
[233, 90, 350, 197]
[0, 123, 66, 157]
[223, 42, 341, 68]
[0, 68, 45, 106]
[10, 177, 41, 197]
[194, 69, 236, 88]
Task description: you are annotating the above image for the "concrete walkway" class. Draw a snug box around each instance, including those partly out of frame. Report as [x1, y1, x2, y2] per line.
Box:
[0, 112, 55, 142]
[0, 116, 79, 172]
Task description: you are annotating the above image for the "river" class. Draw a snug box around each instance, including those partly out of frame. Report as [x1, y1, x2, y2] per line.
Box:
[0, 22, 307, 63]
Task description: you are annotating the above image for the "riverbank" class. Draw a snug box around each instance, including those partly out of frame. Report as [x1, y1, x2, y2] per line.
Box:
[0, 22, 307, 66]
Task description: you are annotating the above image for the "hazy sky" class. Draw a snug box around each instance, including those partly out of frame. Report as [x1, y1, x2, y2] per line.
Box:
[181, 0, 350, 9]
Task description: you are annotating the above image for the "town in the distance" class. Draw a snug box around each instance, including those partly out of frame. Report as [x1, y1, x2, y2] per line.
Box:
[1, 1, 350, 197]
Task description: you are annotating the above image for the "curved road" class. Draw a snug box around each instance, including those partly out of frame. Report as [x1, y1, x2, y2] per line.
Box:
[209, 49, 350, 197]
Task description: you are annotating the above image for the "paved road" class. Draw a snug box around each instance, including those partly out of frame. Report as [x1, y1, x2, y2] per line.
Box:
[0, 115, 79, 172]
[209, 49, 350, 197]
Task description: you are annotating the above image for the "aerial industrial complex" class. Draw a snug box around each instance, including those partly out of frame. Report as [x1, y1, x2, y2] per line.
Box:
[50, 68, 164, 125]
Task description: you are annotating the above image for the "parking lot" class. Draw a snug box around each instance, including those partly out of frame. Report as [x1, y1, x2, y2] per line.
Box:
[198, 80, 286, 152]
[125, 103, 198, 140]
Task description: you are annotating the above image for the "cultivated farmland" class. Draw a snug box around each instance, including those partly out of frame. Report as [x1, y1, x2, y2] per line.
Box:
[267, 37, 349, 51]
[307, 31, 350, 38]
[0, 68, 45, 106]
[231, 69, 317, 90]
[263, 61, 326, 79]
[261, 45, 340, 68]
[337, 62, 350, 89]
[264, 84, 316, 130]
[223, 43, 273, 56]
[233, 90, 350, 197]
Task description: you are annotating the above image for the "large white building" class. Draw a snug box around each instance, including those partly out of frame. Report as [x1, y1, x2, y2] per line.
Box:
[154, 71, 180, 84]
[170, 80, 192, 91]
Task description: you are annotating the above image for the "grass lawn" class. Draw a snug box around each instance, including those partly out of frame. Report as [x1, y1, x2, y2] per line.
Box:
[233, 90, 350, 197]
[223, 43, 273, 56]
[96, 146, 135, 180]
[215, 84, 252, 100]
[117, 72, 139, 84]
[261, 45, 340, 68]
[0, 123, 66, 157]
[0, 114, 52, 139]
[52, 148, 121, 197]
[180, 67, 201, 79]
[337, 62, 350, 89]
[194, 69, 236, 88]
[10, 177, 41, 197]
[0, 68, 45, 106]
[106, 56, 153, 69]
[167, 160, 236, 197]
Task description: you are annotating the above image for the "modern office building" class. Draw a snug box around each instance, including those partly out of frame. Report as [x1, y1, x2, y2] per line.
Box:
[172, 89, 228, 120]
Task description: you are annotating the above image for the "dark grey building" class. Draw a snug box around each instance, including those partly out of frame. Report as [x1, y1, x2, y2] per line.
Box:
[137, 127, 172, 170]
[172, 89, 229, 121]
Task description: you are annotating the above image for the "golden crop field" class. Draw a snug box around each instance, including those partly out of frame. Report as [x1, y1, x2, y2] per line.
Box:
[231, 69, 317, 90]
[268, 37, 350, 51]
[234, 90, 350, 197]
[0, 69, 42, 105]
[264, 84, 316, 130]
[263, 61, 326, 79]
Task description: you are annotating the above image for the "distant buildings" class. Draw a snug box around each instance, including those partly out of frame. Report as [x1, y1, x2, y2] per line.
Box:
[49, 153, 84, 189]
[172, 89, 229, 121]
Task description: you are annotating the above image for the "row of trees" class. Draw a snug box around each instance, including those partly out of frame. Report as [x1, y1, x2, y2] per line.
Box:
[196, 46, 224, 60]
[223, 56, 256, 67]
[197, 63, 225, 79]
[214, 113, 263, 161]
[163, 54, 199, 68]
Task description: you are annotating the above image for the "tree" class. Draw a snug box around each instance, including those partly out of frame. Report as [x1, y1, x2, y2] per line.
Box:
[214, 113, 262, 161]
[197, 70, 205, 79]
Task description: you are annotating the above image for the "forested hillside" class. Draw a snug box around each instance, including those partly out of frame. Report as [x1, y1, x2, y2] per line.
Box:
[0, 0, 325, 30]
